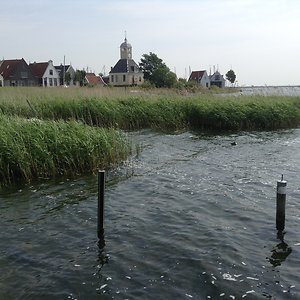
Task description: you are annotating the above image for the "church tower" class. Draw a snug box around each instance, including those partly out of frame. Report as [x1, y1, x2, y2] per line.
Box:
[120, 38, 132, 59]
[109, 35, 144, 86]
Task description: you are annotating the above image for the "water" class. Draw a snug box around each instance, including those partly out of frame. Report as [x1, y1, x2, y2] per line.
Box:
[239, 86, 300, 97]
[217, 85, 300, 97]
[1, 129, 300, 299]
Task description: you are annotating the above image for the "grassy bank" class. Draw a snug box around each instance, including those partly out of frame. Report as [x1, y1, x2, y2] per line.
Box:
[0, 115, 130, 186]
[0, 87, 300, 131]
[0, 87, 300, 186]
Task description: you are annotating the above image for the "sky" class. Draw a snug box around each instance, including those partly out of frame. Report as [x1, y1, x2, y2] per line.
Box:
[1, 0, 299, 86]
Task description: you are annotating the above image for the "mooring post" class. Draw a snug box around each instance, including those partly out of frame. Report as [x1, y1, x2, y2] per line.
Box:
[98, 170, 105, 241]
[276, 175, 287, 232]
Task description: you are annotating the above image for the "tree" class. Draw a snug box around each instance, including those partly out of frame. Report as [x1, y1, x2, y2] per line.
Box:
[74, 69, 86, 86]
[139, 52, 177, 88]
[226, 69, 236, 85]
[65, 72, 71, 85]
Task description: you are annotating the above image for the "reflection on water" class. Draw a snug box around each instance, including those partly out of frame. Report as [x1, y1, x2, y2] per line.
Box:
[269, 240, 292, 267]
[1, 129, 300, 299]
[269, 231, 292, 268]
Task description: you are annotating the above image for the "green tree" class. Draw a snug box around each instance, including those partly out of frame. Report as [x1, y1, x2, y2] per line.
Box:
[226, 69, 236, 85]
[65, 72, 71, 85]
[74, 70, 86, 86]
[139, 52, 177, 87]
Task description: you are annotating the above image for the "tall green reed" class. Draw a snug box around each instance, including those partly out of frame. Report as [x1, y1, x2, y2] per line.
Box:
[1, 87, 300, 131]
[0, 115, 130, 186]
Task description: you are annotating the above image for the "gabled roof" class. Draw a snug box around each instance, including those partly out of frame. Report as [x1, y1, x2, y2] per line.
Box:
[0, 59, 26, 79]
[54, 65, 71, 72]
[188, 70, 206, 81]
[85, 73, 106, 85]
[29, 62, 49, 77]
[110, 58, 140, 73]
[102, 76, 109, 85]
[210, 71, 225, 81]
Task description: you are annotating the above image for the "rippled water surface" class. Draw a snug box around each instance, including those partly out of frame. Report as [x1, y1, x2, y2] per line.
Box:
[1, 129, 300, 299]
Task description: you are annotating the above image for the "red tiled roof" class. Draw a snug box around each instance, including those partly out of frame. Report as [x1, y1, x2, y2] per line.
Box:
[29, 62, 49, 77]
[189, 70, 206, 81]
[0, 59, 24, 79]
[85, 73, 106, 85]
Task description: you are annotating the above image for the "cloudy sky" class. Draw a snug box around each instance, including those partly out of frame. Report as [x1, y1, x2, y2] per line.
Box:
[1, 0, 299, 86]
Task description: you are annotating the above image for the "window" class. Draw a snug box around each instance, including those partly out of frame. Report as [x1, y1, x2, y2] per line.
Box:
[116, 75, 118, 82]
[131, 66, 135, 72]
[54, 78, 57, 86]
[49, 69, 53, 75]
[49, 78, 53, 86]
[139, 77, 142, 82]
[111, 75, 114, 82]
[123, 75, 126, 82]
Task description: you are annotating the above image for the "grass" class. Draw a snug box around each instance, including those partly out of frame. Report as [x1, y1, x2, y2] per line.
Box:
[0, 114, 130, 186]
[0, 86, 300, 186]
[1, 87, 299, 131]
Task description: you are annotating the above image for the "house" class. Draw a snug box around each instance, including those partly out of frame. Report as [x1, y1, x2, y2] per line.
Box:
[109, 37, 144, 86]
[188, 70, 210, 88]
[29, 60, 60, 87]
[85, 73, 107, 86]
[55, 64, 76, 86]
[210, 71, 226, 88]
[102, 76, 110, 85]
[0, 58, 37, 87]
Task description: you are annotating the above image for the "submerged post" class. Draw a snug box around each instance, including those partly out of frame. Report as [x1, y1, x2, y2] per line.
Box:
[276, 175, 287, 232]
[98, 170, 105, 241]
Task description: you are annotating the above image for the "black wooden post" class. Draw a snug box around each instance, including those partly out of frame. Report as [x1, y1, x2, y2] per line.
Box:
[276, 175, 287, 232]
[98, 170, 105, 241]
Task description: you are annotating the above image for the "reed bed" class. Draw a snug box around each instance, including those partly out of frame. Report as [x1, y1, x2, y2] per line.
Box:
[1, 87, 299, 131]
[1, 87, 300, 186]
[0, 115, 130, 186]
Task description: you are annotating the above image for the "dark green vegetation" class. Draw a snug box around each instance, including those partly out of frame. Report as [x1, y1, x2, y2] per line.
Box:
[0, 115, 129, 187]
[1, 92, 300, 131]
[139, 52, 177, 88]
[226, 69, 237, 85]
[1, 87, 300, 186]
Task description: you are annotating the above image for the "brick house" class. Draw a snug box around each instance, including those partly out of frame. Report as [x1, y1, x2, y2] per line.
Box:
[0, 58, 37, 87]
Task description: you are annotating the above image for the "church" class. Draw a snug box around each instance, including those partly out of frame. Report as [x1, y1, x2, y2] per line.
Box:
[109, 37, 144, 86]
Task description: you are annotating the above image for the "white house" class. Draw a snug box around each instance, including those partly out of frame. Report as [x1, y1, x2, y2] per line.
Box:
[55, 64, 76, 86]
[210, 71, 226, 88]
[188, 70, 210, 88]
[29, 60, 60, 87]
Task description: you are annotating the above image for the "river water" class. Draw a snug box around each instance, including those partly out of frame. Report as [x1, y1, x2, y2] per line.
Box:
[1, 129, 300, 299]
[216, 86, 300, 97]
